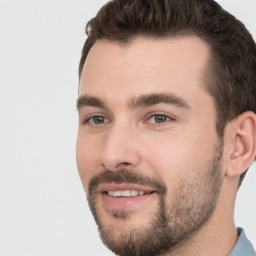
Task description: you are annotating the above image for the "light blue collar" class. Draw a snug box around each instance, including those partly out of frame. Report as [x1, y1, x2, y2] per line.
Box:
[228, 228, 256, 256]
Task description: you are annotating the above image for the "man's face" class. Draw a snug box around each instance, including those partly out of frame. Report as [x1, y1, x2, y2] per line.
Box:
[77, 36, 224, 255]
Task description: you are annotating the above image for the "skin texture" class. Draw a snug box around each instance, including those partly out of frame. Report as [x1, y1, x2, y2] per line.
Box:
[76, 36, 255, 255]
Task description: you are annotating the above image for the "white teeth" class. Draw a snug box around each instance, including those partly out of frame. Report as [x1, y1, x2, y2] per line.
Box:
[111, 191, 122, 197]
[131, 190, 139, 196]
[107, 190, 145, 197]
[121, 190, 131, 197]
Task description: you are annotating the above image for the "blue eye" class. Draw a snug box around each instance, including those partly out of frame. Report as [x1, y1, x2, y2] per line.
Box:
[149, 115, 171, 123]
[88, 116, 108, 124]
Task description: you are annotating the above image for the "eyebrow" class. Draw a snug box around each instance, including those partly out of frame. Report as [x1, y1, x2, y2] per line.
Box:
[76, 93, 190, 110]
[77, 95, 107, 110]
[129, 93, 190, 109]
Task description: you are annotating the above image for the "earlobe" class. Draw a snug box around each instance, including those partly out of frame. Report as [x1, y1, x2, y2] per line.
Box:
[227, 111, 256, 178]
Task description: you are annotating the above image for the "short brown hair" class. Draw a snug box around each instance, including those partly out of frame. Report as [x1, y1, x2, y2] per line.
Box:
[79, 0, 256, 184]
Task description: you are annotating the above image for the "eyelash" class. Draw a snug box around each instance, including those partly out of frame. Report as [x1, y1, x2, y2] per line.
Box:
[83, 113, 175, 126]
[83, 115, 110, 125]
[149, 115, 172, 124]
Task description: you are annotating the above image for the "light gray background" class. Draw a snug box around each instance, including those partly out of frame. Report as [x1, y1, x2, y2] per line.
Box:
[0, 0, 255, 255]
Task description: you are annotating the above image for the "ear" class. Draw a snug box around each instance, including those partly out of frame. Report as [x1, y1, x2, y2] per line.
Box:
[226, 111, 256, 178]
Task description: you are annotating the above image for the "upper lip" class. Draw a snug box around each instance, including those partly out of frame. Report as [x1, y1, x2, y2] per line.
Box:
[98, 183, 156, 194]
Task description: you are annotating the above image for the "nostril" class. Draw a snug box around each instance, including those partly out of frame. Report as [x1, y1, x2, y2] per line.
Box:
[116, 162, 131, 168]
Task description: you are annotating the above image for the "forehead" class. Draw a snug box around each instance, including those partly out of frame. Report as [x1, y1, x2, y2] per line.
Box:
[79, 36, 211, 102]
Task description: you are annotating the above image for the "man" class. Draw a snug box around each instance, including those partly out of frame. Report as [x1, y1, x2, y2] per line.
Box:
[76, 0, 256, 255]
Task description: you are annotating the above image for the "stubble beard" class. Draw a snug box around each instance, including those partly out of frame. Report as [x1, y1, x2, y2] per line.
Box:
[87, 142, 223, 256]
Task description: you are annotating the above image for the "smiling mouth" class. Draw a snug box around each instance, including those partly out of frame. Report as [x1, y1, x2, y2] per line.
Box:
[106, 190, 154, 197]
[97, 184, 157, 211]
[98, 183, 156, 197]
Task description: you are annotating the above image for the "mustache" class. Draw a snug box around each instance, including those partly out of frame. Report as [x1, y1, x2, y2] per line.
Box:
[88, 169, 167, 196]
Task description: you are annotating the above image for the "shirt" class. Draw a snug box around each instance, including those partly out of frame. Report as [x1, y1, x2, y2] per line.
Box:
[228, 228, 256, 256]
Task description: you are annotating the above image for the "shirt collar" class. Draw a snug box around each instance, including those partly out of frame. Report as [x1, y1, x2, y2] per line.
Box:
[228, 228, 256, 256]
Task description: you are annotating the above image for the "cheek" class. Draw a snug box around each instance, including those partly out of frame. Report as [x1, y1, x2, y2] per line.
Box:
[144, 129, 217, 187]
[76, 132, 103, 190]
[147, 142, 193, 188]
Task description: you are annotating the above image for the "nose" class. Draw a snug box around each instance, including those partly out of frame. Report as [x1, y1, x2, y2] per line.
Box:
[99, 122, 141, 171]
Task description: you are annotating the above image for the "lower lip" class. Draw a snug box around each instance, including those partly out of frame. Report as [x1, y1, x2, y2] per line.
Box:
[101, 192, 156, 211]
